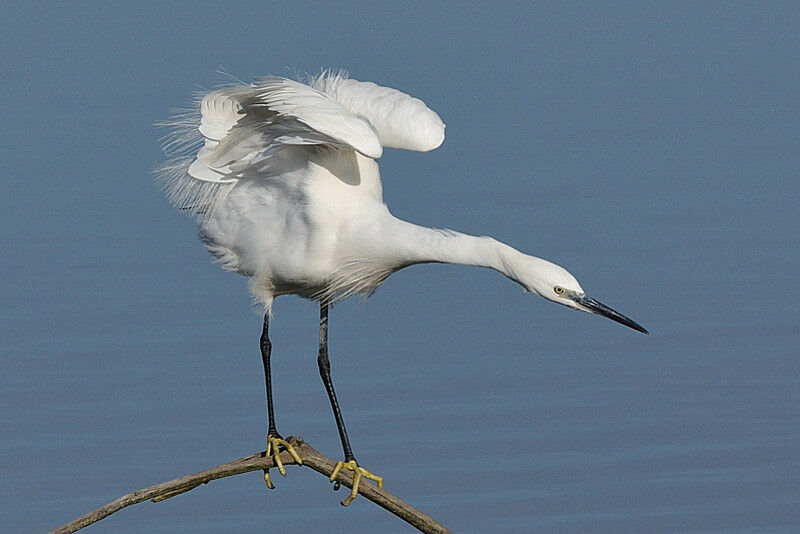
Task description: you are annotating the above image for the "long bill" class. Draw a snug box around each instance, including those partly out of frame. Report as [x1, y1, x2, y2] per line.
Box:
[572, 295, 649, 334]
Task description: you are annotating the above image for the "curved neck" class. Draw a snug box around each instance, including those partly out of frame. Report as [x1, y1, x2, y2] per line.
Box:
[380, 217, 538, 290]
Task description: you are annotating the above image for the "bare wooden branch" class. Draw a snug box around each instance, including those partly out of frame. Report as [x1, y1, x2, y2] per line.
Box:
[50, 437, 451, 534]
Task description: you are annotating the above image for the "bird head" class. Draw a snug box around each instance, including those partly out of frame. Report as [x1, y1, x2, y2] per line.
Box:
[519, 257, 649, 334]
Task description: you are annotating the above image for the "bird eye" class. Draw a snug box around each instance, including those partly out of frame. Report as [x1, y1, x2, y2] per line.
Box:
[554, 286, 565, 295]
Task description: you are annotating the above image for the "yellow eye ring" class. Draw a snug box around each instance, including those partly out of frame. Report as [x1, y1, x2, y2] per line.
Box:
[554, 286, 565, 295]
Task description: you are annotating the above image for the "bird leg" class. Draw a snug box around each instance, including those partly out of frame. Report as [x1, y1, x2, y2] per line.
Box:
[317, 302, 383, 506]
[260, 314, 301, 489]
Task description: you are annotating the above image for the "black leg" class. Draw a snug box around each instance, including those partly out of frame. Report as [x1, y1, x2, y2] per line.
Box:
[260, 314, 279, 437]
[259, 315, 302, 489]
[317, 302, 356, 463]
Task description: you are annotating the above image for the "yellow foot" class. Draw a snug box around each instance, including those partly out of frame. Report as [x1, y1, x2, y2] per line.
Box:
[263, 434, 302, 489]
[329, 460, 383, 506]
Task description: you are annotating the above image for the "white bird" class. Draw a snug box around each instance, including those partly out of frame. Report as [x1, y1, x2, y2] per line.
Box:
[156, 71, 648, 506]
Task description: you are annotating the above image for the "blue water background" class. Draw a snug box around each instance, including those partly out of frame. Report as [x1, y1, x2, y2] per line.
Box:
[1, 3, 798, 532]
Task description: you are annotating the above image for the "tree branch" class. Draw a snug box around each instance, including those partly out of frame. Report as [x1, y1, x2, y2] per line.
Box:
[50, 437, 451, 534]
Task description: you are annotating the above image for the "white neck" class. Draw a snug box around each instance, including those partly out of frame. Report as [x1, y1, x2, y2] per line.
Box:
[376, 215, 547, 291]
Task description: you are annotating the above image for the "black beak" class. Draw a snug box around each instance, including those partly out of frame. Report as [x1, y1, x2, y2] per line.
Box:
[572, 295, 649, 334]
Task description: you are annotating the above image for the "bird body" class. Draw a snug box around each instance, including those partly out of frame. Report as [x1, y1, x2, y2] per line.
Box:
[160, 73, 451, 310]
[190, 143, 587, 313]
[200, 146, 389, 305]
[156, 70, 647, 506]
[160, 72, 576, 313]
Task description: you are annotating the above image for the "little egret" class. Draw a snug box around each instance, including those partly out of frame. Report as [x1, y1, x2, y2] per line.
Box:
[156, 71, 648, 506]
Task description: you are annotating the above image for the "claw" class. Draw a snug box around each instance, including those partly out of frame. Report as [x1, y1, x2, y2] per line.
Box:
[263, 435, 302, 489]
[329, 460, 383, 506]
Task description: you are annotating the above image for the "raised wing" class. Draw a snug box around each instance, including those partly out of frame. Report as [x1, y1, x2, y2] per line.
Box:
[188, 77, 383, 183]
[162, 72, 446, 197]
[309, 72, 445, 152]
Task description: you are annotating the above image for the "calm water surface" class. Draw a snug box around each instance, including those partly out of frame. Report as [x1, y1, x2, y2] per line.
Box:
[1, 4, 798, 533]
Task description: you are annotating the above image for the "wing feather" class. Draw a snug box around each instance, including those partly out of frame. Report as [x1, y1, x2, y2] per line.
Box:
[309, 72, 445, 152]
[187, 77, 382, 183]
[246, 77, 383, 159]
[156, 72, 446, 213]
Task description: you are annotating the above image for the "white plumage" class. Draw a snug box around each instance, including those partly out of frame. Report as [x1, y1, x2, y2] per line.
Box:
[155, 70, 646, 506]
[156, 71, 646, 333]
[308, 73, 445, 152]
[183, 73, 444, 186]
